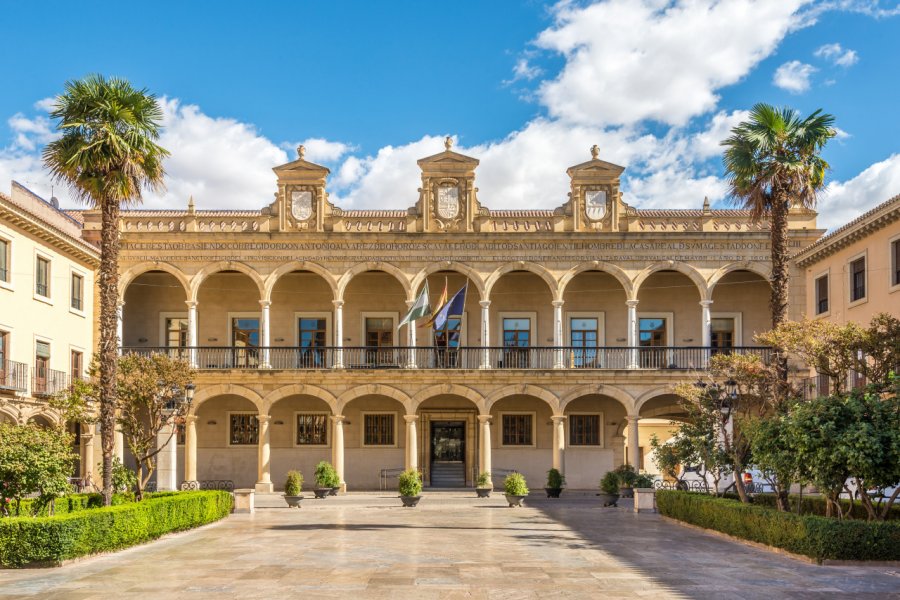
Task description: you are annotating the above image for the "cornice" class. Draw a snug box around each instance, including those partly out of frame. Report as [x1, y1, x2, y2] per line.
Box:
[0, 196, 100, 266]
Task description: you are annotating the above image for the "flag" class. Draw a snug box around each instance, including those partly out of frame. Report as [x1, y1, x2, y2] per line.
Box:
[421, 277, 448, 328]
[398, 281, 431, 328]
[432, 282, 468, 331]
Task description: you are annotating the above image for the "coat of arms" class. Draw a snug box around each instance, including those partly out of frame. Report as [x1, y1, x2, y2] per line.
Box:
[291, 190, 313, 221]
[436, 186, 460, 220]
[585, 190, 608, 221]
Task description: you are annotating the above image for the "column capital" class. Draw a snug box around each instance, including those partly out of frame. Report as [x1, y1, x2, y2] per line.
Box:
[551, 299, 565, 308]
[332, 299, 344, 309]
[185, 300, 198, 309]
[477, 414, 492, 423]
[699, 300, 714, 308]
[330, 414, 347, 423]
[259, 300, 272, 308]
[256, 414, 271, 423]
[403, 414, 419, 424]
[626, 299, 640, 308]
[479, 300, 491, 309]
[550, 415, 567, 423]
[185, 414, 198, 424]
[625, 414, 641, 423]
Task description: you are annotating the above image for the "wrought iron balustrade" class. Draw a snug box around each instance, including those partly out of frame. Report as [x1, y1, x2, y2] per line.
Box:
[32, 367, 69, 397]
[0, 359, 28, 392]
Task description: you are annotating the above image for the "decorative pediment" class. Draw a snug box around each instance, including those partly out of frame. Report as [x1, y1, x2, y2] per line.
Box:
[416, 137, 479, 233]
[272, 146, 330, 181]
[272, 146, 330, 231]
[564, 145, 626, 232]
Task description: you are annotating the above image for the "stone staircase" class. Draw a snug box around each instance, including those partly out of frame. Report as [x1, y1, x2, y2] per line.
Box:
[429, 462, 466, 487]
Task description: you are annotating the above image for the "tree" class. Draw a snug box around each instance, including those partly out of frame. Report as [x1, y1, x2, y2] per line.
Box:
[43, 75, 168, 505]
[0, 423, 75, 516]
[722, 104, 835, 330]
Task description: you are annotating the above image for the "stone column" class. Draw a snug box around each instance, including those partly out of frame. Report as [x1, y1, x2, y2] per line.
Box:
[552, 300, 565, 369]
[405, 300, 417, 369]
[626, 299, 640, 369]
[186, 300, 199, 368]
[331, 415, 346, 491]
[551, 415, 566, 472]
[80, 426, 94, 480]
[156, 420, 178, 491]
[404, 415, 418, 472]
[255, 415, 273, 493]
[333, 300, 344, 368]
[116, 301, 125, 354]
[114, 428, 124, 463]
[479, 300, 491, 369]
[478, 415, 492, 484]
[259, 300, 271, 368]
[626, 415, 641, 470]
[184, 414, 198, 483]
[700, 299, 713, 367]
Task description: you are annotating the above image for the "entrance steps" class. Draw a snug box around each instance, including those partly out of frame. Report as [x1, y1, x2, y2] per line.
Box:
[430, 462, 466, 487]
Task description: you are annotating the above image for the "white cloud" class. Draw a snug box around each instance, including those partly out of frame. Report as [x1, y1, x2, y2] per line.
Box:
[691, 110, 751, 159]
[285, 137, 354, 163]
[814, 42, 859, 66]
[33, 97, 57, 112]
[818, 154, 900, 229]
[773, 60, 817, 93]
[506, 58, 543, 84]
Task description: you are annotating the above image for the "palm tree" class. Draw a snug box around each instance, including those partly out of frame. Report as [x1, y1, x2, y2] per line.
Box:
[722, 103, 835, 329]
[43, 75, 168, 505]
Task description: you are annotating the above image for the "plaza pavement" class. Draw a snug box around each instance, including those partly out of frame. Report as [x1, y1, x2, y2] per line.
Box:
[1, 491, 898, 599]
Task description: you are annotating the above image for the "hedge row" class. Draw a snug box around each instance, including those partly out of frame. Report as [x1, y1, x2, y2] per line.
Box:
[0, 491, 233, 567]
[12, 492, 134, 517]
[656, 490, 900, 563]
[750, 493, 900, 521]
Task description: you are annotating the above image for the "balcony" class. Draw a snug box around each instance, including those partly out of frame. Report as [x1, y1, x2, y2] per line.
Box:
[0, 359, 28, 393]
[121, 346, 771, 371]
[32, 367, 69, 397]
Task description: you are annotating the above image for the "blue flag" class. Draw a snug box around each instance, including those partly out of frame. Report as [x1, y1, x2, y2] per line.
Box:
[433, 283, 468, 331]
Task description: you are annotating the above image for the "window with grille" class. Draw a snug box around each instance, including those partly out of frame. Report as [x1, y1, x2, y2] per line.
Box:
[815, 275, 829, 314]
[296, 413, 328, 445]
[850, 257, 866, 302]
[0, 238, 8, 282]
[35, 256, 50, 297]
[229, 413, 258, 445]
[71, 273, 83, 310]
[502, 414, 533, 446]
[363, 413, 395, 446]
[569, 414, 601, 446]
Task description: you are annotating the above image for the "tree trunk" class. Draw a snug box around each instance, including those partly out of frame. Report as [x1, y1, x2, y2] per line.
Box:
[769, 189, 790, 381]
[99, 200, 121, 506]
[733, 469, 750, 503]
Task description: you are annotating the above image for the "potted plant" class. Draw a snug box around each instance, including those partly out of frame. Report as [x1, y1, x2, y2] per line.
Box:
[633, 473, 655, 489]
[599, 471, 620, 507]
[398, 469, 423, 507]
[475, 471, 493, 498]
[314, 460, 340, 498]
[545, 468, 565, 498]
[504, 472, 529, 507]
[614, 464, 637, 498]
[283, 470, 303, 508]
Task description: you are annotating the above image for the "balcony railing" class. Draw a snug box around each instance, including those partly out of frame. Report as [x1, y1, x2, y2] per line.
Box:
[32, 367, 69, 397]
[122, 346, 771, 371]
[0, 359, 28, 392]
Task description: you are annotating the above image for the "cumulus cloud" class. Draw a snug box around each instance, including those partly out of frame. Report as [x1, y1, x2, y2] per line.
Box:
[818, 154, 900, 229]
[285, 137, 354, 163]
[773, 60, 817, 93]
[505, 58, 543, 84]
[814, 42, 859, 66]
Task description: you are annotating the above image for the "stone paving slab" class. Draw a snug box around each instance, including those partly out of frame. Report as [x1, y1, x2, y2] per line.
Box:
[1, 492, 898, 599]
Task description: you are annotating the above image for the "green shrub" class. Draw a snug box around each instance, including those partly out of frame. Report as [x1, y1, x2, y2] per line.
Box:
[398, 470, 422, 497]
[599, 472, 620, 495]
[751, 493, 900, 521]
[284, 471, 303, 496]
[504, 472, 529, 496]
[633, 474, 656, 489]
[0, 490, 233, 567]
[314, 461, 340, 488]
[476, 471, 492, 488]
[13, 492, 134, 517]
[546, 468, 565, 488]
[656, 490, 900, 563]
[613, 464, 637, 487]
[111, 457, 137, 494]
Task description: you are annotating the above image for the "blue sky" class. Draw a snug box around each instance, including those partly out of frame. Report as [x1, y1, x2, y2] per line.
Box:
[1, 1, 899, 229]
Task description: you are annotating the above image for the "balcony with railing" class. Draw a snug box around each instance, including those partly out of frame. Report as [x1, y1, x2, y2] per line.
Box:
[32, 367, 69, 397]
[121, 345, 771, 371]
[0, 359, 28, 392]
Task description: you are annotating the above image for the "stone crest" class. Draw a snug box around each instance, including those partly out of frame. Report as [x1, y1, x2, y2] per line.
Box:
[291, 190, 313, 222]
[436, 185, 460, 220]
[584, 189, 608, 222]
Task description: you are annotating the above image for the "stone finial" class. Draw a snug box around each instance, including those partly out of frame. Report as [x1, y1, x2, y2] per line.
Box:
[590, 144, 600, 159]
[444, 136, 453, 151]
[297, 145, 306, 159]
[702, 196, 711, 213]
[187, 195, 195, 214]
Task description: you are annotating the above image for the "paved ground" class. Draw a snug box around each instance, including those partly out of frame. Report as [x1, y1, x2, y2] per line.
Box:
[1, 492, 898, 599]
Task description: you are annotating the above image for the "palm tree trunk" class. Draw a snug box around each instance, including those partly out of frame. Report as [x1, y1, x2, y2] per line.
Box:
[769, 191, 789, 328]
[98, 199, 121, 506]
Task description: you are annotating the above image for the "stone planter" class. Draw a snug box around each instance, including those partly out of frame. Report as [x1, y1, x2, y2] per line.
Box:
[619, 486, 634, 498]
[313, 488, 330, 499]
[233, 488, 255, 514]
[505, 494, 526, 507]
[598, 492, 619, 507]
[476, 487, 492, 498]
[400, 495, 422, 507]
[283, 494, 303, 508]
[633, 487, 656, 513]
[545, 487, 563, 498]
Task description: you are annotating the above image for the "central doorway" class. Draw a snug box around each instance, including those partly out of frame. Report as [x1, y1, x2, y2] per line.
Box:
[430, 421, 466, 487]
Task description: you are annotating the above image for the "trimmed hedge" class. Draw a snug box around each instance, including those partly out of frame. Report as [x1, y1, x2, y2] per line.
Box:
[750, 493, 900, 521]
[0, 491, 232, 567]
[656, 490, 900, 563]
[13, 492, 134, 517]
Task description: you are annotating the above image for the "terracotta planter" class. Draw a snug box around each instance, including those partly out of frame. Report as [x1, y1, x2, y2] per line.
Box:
[313, 488, 330, 499]
[598, 492, 620, 507]
[505, 494, 526, 507]
[283, 495, 303, 508]
[545, 487, 563, 498]
[400, 495, 422, 507]
[475, 487, 492, 498]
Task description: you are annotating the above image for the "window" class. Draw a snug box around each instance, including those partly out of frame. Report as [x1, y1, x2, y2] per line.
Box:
[363, 413, 395, 446]
[0, 330, 8, 385]
[229, 413, 258, 445]
[639, 318, 667, 346]
[70, 273, 84, 311]
[165, 317, 188, 348]
[892, 239, 900, 287]
[433, 316, 462, 349]
[298, 317, 327, 367]
[365, 317, 393, 348]
[502, 318, 531, 347]
[569, 414, 601, 446]
[815, 274, 829, 315]
[71, 350, 83, 381]
[296, 413, 328, 445]
[34, 341, 50, 394]
[570, 317, 598, 368]
[850, 256, 866, 302]
[35, 256, 50, 298]
[501, 414, 533, 446]
[710, 318, 734, 350]
[231, 317, 260, 367]
[0, 238, 9, 283]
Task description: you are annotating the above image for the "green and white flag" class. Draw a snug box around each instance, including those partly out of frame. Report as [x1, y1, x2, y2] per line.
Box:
[398, 281, 431, 328]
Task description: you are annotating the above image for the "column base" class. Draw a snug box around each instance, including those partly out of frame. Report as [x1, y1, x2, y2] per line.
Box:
[254, 481, 274, 493]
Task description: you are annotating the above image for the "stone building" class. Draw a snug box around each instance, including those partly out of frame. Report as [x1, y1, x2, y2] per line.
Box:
[2, 141, 831, 490]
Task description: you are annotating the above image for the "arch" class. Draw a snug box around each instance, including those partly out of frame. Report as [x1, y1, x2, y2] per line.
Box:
[262, 384, 339, 415]
[336, 262, 412, 302]
[119, 261, 190, 301]
[263, 260, 338, 303]
[483, 384, 559, 414]
[557, 261, 634, 301]
[0, 405, 20, 424]
[410, 384, 486, 414]
[633, 386, 681, 414]
[336, 384, 414, 414]
[707, 262, 772, 296]
[558, 384, 635, 414]
[632, 261, 709, 302]
[190, 383, 266, 414]
[189, 261, 266, 302]
[26, 410, 60, 427]
[410, 262, 487, 302]
[484, 261, 559, 301]
[640, 405, 691, 423]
